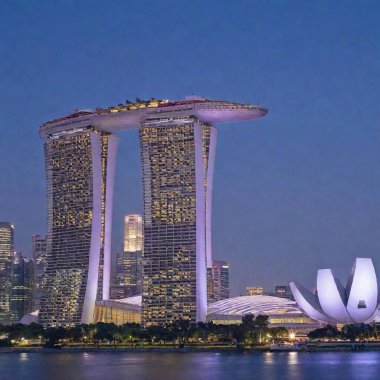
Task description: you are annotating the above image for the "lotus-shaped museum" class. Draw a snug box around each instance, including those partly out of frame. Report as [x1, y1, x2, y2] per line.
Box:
[289, 258, 380, 324]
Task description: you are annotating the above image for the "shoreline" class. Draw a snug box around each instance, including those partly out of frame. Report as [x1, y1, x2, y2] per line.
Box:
[0, 346, 249, 354]
[3, 343, 380, 354]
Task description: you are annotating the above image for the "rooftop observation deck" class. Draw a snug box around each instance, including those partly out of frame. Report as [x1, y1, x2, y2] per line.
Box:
[40, 96, 268, 139]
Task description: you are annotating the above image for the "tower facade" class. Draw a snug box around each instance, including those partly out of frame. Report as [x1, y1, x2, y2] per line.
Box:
[211, 260, 230, 302]
[0, 222, 14, 325]
[123, 214, 143, 252]
[140, 118, 216, 325]
[10, 252, 34, 322]
[40, 97, 267, 326]
[32, 234, 46, 311]
[115, 214, 143, 297]
[39, 129, 117, 326]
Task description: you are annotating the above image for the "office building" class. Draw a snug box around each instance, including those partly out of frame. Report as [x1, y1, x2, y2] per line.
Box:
[115, 214, 143, 297]
[208, 260, 229, 302]
[116, 251, 143, 296]
[32, 234, 46, 311]
[0, 222, 14, 325]
[10, 252, 34, 323]
[123, 214, 143, 252]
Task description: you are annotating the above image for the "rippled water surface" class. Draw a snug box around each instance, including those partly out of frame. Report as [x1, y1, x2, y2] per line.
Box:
[1, 351, 380, 380]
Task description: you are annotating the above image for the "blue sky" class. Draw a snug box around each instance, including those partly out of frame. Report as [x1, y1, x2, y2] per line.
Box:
[0, 1, 379, 295]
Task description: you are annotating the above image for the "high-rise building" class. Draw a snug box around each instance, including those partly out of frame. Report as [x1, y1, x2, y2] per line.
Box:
[10, 252, 34, 323]
[123, 214, 143, 252]
[208, 260, 229, 302]
[207, 267, 215, 303]
[39, 127, 118, 326]
[40, 97, 267, 326]
[0, 222, 14, 325]
[32, 234, 46, 311]
[115, 214, 143, 297]
[140, 120, 215, 325]
[116, 251, 143, 297]
[246, 286, 264, 296]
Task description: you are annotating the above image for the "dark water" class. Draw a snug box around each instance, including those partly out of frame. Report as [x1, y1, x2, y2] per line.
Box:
[0, 351, 380, 380]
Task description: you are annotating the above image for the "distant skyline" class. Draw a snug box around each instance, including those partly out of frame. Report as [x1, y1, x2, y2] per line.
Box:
[1, 1, 380, 296]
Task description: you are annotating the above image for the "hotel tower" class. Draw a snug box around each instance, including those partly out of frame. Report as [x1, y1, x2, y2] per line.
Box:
[39, 96, 267, 326]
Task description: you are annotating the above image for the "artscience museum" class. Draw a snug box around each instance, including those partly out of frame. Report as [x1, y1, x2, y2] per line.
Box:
[290, 258, 380, 325]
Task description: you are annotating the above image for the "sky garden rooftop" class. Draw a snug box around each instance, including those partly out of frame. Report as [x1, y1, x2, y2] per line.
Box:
[39, 95, 268, 138]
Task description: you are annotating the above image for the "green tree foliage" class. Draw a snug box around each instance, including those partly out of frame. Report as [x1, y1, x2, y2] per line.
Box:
[308, 323, 378, 341]
[0, 314, 292, 348]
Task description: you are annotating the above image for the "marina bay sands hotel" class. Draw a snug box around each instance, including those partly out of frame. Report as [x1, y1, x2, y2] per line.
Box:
[39, 96, 267, 326]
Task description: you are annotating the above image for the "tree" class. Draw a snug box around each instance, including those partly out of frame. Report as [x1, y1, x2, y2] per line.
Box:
[254, 315, 269, 343]
[43, 327, 68, 347]
[308, 325, 340, 340]
[231, 325, 244, 343]
[170, 319, 191, 345]
[23, 323, 44, 340]
[94, 322, 119, 346]
[268, 327, 288, 339]
[147, 325, 171, 344]
[242, 313, 256, 343]
[341, 324, 374, 342]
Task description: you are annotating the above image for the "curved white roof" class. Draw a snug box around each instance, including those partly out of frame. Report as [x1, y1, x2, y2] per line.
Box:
[207, 295, 302, 317]
[106, 295, 301, 318]
[20, 310, 39, 325]
[118, 295, 142, 306]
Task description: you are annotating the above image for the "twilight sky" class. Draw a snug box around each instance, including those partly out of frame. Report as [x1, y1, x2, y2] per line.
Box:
[1, 1, 380, 296]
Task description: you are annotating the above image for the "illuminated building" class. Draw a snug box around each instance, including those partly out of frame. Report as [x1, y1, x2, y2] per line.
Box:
[208, 260, 229, 302]
[140, 120, 216, 325]
[93, 295, 141, 324]
[10, 252, 34, 323]
[91, 295, 321, 336]
[40, 96, 267, 326]
[115, 251, 143, 297]
[110, 285, 130, 299]
[115, 214, 143, 297]
[290, 258, 380, 324]
[0, 222, 14, 325]
[206, 295, 321, 335]
[123, 214, 143, 252]
[32, 234, 46, 311]
[39, 129, 118, 326]
[246, 286, 264, 296]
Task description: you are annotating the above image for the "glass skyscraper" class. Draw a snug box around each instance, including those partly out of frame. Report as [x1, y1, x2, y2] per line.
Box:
[210, 260, 230, 302]
[0, 222, 14, 325]
[32, 234, 47, 312]
[115, 214, 143, 297]
[123, 214, 143, 252]
[10, 251, 34, 323]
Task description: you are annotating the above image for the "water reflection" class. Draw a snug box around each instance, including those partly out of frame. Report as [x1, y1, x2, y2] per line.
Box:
[263, 352, 275, 364]
[287, 352, 298, 365]
[19, 353, 29, 361]
[0, 352, 380, 380]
